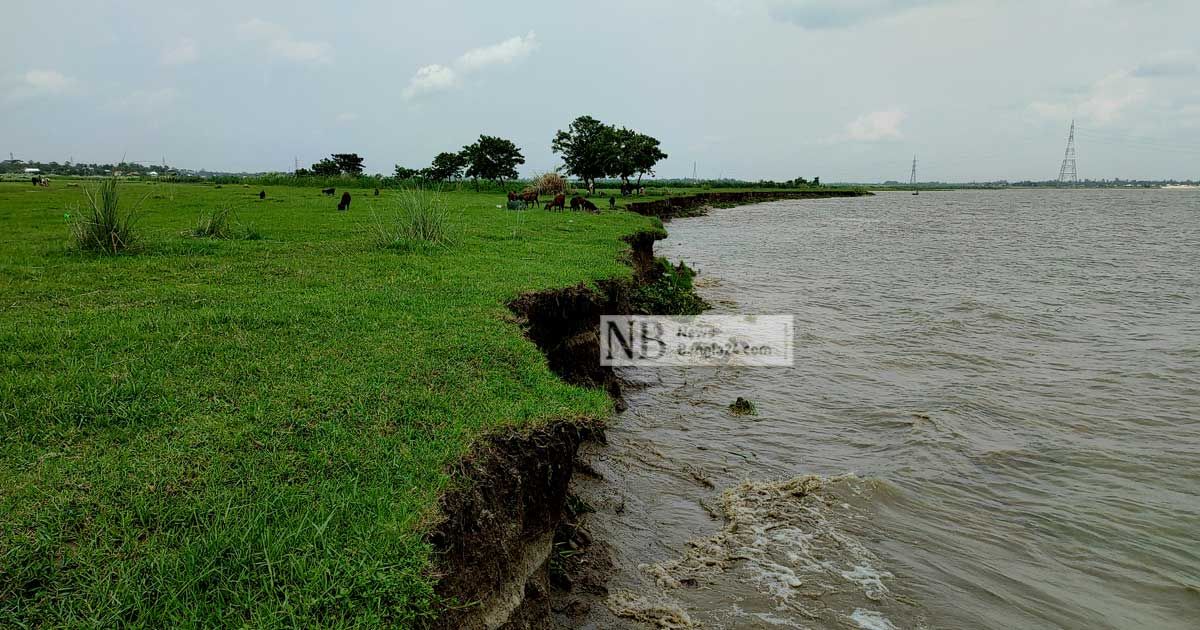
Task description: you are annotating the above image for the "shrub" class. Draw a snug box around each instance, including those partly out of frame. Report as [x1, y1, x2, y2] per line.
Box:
[239, 222, 264, 241]
[371, 188, 453, 251]
[192, 207, 234, 239]
[632, 258, 708, 315]
[71, 178, 141, 254]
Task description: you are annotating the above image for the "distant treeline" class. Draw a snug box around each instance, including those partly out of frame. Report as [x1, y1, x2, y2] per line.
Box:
[871, 179, 1200, 189]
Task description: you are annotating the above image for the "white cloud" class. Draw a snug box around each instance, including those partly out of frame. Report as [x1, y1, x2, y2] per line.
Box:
[846, 109, 906, 141]
[403, 64, 459, 100]
[236, 18, 332, 64]
[1030, 71, 1148, 125]
[455, 31, 539, 73]
[4, 69, 78, 102]
[161, 38, 198, 65]
[403, 32, 538, 101]
[24, 69, 75, 92]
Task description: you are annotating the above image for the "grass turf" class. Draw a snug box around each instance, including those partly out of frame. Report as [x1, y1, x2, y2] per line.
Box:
[0, 181, 657, 627]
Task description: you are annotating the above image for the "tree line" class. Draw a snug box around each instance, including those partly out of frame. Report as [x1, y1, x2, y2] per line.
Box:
[306, 116, 669, 190]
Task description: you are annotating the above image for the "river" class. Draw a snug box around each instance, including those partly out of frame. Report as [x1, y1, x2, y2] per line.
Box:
[560, 189, 1200, 629]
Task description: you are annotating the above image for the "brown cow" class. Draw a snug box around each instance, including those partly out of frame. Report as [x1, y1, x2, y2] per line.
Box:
[580, 198, 599, 213]
[544, 193, 566, 211]
[521, 190, 539, 207]
[508, 191, 518, 202]
[569, 195, 584, 211]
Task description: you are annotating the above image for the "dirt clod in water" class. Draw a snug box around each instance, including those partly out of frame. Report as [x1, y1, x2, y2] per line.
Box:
[728, 397, 757, 416]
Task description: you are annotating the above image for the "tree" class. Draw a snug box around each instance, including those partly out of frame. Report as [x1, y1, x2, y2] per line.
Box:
[812, 176, 820, 186]
[461, 135, 525, 189]
[625, 131, 667, 187]
[393, 165, 421, 180]
[311, 158, 340, 176]
[332, 153, 365, 175]
[552, 116, 618, 192]
[610, 127, 639, 186]
[426, 151, 467, 182]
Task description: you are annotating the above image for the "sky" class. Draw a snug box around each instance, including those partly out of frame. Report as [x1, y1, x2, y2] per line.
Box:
[2, 0, 1199, 182]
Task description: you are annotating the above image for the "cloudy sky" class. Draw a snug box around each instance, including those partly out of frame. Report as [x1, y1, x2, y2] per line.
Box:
[3, 0, 1199, 181]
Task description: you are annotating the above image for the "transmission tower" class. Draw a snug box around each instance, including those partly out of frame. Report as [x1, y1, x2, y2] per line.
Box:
[1057, 120, 1078, 185]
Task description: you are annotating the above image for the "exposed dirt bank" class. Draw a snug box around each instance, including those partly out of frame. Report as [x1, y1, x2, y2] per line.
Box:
[424, 230, 664, 628]
[627, 190, 867, 219]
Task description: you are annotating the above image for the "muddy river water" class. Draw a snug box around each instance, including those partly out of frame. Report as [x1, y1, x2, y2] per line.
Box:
[560, 189, 1200, 629]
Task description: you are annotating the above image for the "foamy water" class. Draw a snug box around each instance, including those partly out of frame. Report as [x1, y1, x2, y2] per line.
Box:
[564, 189, 1200, 629]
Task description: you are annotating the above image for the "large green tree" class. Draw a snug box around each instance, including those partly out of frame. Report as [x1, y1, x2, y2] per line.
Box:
[425, 151, 467, 182]
[552, 116, 618, 192]
[461, 135, 525, 189]
[332, 153, 365, 175]
[311, 153, 364, 176]
[310, 158, 340, 176]
[625, 132, 667, 187]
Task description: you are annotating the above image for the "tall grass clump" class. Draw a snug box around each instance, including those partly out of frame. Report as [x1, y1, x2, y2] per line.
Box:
[372, 187, 454, 251]
[71, 178, 140, 253]
[192, 206, 234, 239]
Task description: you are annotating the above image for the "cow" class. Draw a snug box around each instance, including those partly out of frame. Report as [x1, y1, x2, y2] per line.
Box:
[322, 187, 336, 196]
[258, 190, 266, 200]
[31, 176, 40, 186]
[374, 188, 380, 196]
[507, 191, 518, 202]
[338, 191, 351, 211]
[580, 198, 599, 213]
[521, 190, 539, 207]
[609, 196, 616, 210]
[544, 193, 566, 211]
[569, 195, 584, 211]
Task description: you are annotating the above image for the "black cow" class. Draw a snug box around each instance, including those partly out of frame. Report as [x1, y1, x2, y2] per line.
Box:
[373, 188, 380, 196]
[338, 191, 351, 211]
[322, 187, 336, 196]
[259, 190, 266, 200]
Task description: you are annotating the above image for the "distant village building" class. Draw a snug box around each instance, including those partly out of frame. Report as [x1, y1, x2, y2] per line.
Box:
[23, 168, 40, 174]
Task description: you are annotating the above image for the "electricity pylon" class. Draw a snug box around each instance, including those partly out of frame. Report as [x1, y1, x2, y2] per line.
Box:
[1058, 120, 1078, 185]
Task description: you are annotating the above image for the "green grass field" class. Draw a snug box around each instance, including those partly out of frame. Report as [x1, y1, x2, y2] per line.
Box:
[0, 181, 658, 626]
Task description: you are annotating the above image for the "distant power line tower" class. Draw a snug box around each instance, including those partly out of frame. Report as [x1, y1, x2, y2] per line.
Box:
[909, 155, 919, 195]
[1058, 120, 1078, 185]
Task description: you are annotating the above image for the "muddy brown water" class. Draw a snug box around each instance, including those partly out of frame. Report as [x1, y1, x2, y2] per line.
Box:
[558, 190, 1200, 629]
